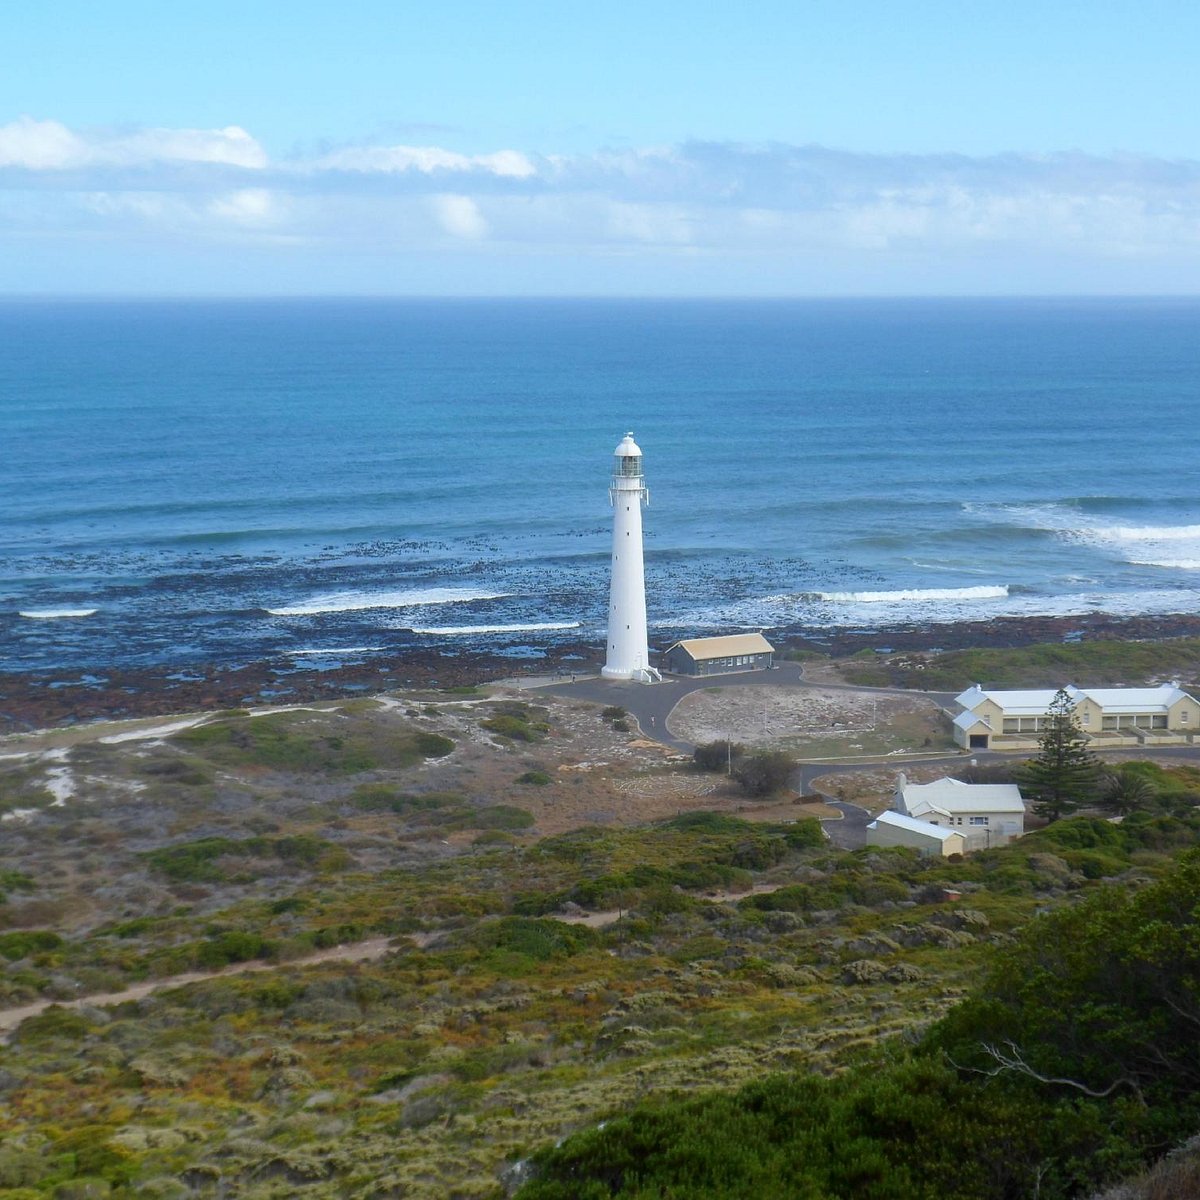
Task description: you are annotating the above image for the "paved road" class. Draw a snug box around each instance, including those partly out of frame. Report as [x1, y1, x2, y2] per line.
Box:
[822, 800, 874, 850]
[542, 662, 811, 752]
[541, 664, 960, 754]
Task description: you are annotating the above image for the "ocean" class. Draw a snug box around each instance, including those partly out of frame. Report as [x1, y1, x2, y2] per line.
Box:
[3, 296, 1200, 675]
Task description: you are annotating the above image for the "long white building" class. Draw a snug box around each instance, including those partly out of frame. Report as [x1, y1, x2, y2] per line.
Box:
[953, 683, 1200, 750]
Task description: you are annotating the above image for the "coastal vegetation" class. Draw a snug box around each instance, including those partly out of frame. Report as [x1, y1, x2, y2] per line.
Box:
[521, 845, 1200, 1199]
[2, 691, 1200, 1196]
[834, 635, 1200, 692]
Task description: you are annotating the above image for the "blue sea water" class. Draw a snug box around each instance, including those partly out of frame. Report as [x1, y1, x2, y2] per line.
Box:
[3, 296, 1200, 674]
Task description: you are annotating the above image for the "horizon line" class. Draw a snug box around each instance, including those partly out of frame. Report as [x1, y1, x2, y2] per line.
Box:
[3, 292, 1200, 303]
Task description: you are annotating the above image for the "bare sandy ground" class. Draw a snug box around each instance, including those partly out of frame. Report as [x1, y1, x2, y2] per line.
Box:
[669, 685, 943, 750]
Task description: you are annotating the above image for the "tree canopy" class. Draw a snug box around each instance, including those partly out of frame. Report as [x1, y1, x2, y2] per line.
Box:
[1018, 687, 1102, 821]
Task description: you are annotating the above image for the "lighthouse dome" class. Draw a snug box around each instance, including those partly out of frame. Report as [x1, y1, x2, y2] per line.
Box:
[613, 432, 642, 458]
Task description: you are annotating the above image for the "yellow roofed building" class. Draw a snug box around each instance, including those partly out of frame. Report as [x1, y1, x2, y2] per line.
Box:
[661, 633, 775, 677]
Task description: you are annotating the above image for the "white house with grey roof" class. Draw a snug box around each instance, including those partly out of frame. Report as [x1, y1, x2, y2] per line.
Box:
[893, 773, 1025, 849]
[952, 683, 1200, 751]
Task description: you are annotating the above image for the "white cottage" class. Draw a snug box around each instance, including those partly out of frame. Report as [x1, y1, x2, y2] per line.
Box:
[893, 774, 1025, 850]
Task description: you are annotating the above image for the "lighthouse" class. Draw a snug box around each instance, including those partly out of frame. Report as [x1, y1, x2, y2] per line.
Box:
[602, 433, 661, 683]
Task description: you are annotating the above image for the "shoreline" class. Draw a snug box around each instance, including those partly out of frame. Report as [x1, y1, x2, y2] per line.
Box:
[4, 610, 1200, 734]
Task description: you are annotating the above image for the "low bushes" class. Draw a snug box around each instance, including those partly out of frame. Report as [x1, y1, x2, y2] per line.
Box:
[0, 930, 63, 960]
[141, 834, 347, 883]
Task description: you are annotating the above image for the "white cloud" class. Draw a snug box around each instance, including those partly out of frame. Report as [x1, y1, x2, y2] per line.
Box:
[0, 117, 88, 168]
[316, 144, 535, 178]
[0, 116, 266, 169]
[114, 125, 267, 168]
[432, 194, 488, 239]
[208, 188, 280, 224]
[9, 118, 1200, 288]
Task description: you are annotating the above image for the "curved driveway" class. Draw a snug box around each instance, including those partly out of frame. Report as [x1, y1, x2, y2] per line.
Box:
[543, 664, 959, 756]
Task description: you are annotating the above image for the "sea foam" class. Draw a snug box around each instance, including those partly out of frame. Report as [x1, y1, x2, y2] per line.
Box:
[266, 588, 509, 617]
[411, 621, 582, 636]
[813, 586, 1009, 604]
[18, 608, 98, 620]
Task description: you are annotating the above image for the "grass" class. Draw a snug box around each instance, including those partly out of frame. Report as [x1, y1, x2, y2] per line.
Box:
[838, 637, 1200, 692]
[173, 711, 457, 774]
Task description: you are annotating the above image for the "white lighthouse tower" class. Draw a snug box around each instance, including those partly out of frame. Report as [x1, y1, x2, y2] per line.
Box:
[602, 433, 661, 683]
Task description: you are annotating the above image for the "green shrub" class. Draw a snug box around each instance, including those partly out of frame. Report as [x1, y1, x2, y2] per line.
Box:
[15, 1006, 93, 1042]
[462, 805, 535, 832]
[601, 706, 627, 722]
[476, 917, 596, 963]
[52, 1125, 135, 1186]
[517, 1057, 1060, 1200]
[693, 740, 744, 772]
[0, 930, 64, 960]
[1058, 849, 1127, 880]
[413, 732, 455, 757]
[743, 884, 815, 913]
[732, 751, 795, 797]
[483, 715, 542, 742]
[140, 757, 212, 786]
[516, 770, 552, 786]
[662, 811, 753, 834]
[193, 930, 274, 969]
[0, 868, 36, 904]
[142, 834, 344, 882]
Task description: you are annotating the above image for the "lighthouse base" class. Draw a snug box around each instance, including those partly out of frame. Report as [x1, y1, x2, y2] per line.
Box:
[601, 664, 662, 684]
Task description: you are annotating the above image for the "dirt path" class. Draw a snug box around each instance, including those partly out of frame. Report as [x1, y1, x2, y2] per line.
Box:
[0, 934, 431, 1039]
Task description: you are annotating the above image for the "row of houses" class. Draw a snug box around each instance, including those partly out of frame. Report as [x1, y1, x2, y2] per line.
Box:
[952, 683, 1200, 750]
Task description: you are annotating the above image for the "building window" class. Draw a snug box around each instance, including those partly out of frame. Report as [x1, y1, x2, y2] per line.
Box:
[1102, 716, 1117, 731]
[1153, 715, 1168, 729]
[1184, 711, 1190, 723]
[969, 816, 989, 826]
[1003, 719, 1019, 733]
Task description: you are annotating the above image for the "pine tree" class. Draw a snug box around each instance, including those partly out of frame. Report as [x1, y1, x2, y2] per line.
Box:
[1018, 687, 1102, 821]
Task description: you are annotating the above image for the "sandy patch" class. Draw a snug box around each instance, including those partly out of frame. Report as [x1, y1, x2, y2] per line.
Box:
[99, 717, 211, 744]
[669, 686, 949, 756]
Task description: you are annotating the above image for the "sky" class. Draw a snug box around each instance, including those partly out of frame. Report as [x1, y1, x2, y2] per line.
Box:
[4, 0, 1200, 295]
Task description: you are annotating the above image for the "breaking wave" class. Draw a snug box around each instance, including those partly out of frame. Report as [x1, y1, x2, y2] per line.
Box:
[412, 621, 582, 636]
[266, 588, 510, 616]
[19, 608, 98, 620]
[813, 585, 1009, 603]
[969, 504, 1200, 570]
